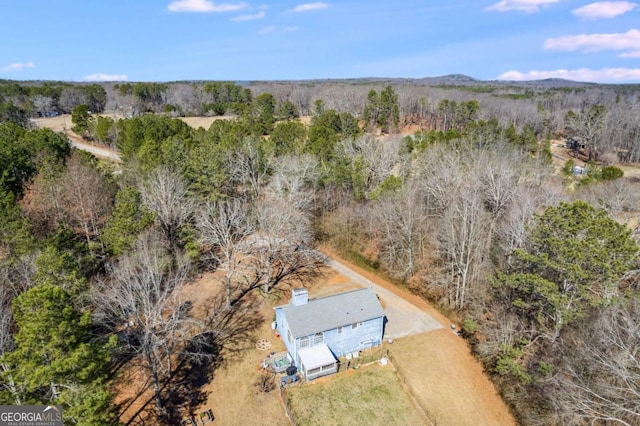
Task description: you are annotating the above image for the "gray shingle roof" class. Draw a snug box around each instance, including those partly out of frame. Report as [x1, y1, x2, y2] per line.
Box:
[280, 288, 385, 338]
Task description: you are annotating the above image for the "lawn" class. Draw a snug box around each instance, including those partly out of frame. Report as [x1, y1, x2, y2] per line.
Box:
[285, 365, 429, 426]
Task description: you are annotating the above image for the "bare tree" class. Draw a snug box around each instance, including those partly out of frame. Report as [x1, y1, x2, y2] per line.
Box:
[0, 268, 19, 405]
[20, 159, 66, 237]
[58, 87, 87, 114]
[31, 95, 56, 117]
[416, 145, 465, 213]
[139, 166, 195, 254]
[565, 105, 607, 160]
[551, 298, 640, 426]
[371, 178, 430, 280]
[93, 232, 196, 413]
[226, 137, 269, 198]
[267, 154, 319, 220]
[439, 185, 490, 309]
[196, 199, 252, 310]
[576, 179, 640, 223]
[339, 135, 406, 198]
[475, 148, 524, 217]
[495, 185, 540, 260]
[60, 153, 116, 246]
[247, 196, 323, 297]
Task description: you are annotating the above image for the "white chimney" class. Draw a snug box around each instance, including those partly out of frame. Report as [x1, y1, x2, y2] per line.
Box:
[291, 288, 309, 306]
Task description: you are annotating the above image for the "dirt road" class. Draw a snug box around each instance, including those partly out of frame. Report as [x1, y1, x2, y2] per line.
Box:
[31, 116, 121, 162]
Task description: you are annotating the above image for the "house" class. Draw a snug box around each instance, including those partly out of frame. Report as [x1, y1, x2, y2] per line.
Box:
[274, 287, 385, 380]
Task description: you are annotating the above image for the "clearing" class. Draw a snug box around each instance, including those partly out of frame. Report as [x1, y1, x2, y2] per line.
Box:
[166, 251, 515, 426]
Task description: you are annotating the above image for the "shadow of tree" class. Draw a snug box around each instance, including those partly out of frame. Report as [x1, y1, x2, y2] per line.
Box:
[117, 292, 264, 425]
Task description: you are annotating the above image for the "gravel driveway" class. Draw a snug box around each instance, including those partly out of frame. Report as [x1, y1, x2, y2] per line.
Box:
[327, 258, 443, 339]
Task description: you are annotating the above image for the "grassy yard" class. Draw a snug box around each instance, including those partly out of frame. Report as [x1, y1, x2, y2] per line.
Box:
[285, 365, 429, 426]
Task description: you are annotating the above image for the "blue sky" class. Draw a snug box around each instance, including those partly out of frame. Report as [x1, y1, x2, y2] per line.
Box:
[1, 0, 639, 83]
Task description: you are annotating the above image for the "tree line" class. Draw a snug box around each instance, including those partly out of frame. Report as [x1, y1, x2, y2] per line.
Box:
[0, 81, 639, 425]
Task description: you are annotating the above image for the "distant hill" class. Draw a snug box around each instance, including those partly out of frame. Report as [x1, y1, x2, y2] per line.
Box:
[244, 74, 606, 89]
[0, 75, 627, 89]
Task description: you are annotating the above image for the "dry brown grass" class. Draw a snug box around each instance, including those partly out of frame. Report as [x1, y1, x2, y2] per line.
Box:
[388, 330, 516, 426]
[192, 315, 289, 426]
[171, 274, 289, 425]
[178, 116, 234, 130]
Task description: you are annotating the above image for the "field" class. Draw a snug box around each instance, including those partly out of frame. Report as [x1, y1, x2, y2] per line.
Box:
[285, 365, 428, 426]
[31, 113, 230, 133]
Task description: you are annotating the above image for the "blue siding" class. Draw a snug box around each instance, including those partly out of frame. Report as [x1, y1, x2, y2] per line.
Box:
[275, 307, 296, 360]
[324, 317, 384, 357]
[275, 306, 384, 367]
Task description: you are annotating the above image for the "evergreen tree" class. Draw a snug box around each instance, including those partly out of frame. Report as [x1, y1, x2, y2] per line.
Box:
[101, 186, 155, 255]
[1, 285, 115, 425]
[495, 201, 638, 341]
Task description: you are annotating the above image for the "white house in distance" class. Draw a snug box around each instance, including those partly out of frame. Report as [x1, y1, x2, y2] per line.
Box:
[274, 287, 385, 380]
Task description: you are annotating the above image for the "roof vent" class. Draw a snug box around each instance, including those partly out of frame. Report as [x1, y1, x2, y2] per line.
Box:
[291, 288, 309, 306]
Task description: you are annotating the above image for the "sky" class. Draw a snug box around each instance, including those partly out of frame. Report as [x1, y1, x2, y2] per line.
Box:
[0, 0, 639, 83]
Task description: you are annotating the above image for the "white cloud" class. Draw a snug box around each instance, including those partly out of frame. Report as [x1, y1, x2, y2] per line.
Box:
[83, 73, 128, 82]
[168, 0, 246, 13]
[258, 25, 276, 34]
[257, 25, 299, 35]
[1, 62, 35, 72]
[231, 11, 265, 21]
[572, 1, 637, 19]
[545, 29, 640, 57]
[497, 67, 640, 82]
[485, 0, 561, 12]
[291, 2, 329, 12]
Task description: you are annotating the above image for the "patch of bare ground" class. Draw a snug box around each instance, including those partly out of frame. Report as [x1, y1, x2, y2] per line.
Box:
[113, 271, 287, 425]
[181, 274, 288, 426]
[178, 116, 235, 130]
[31, 114, 73, 132]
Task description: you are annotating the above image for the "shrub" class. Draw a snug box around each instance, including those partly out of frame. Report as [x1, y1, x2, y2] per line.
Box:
[254, 372, 276, 393]
[601, 165, 624, 181]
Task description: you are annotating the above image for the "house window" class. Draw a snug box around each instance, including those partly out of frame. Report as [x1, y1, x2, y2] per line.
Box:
[287, 329, 292, 343]
[313, 332, 323, 345]
[337, 326, 343, 334]
[300, 336, 309, 348]
[361, 339, 374, 350]
[351, 322, 364, 330]
[308, 367, 321, 375]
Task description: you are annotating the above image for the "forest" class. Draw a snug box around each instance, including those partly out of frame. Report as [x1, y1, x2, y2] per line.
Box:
[0, 77, 639, 425]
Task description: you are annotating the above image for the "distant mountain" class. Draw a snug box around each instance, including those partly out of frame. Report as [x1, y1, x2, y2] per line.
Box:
[416, 74, 478, 85]
[251, 74, 601, 89]
[2, 75, 626, 89]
